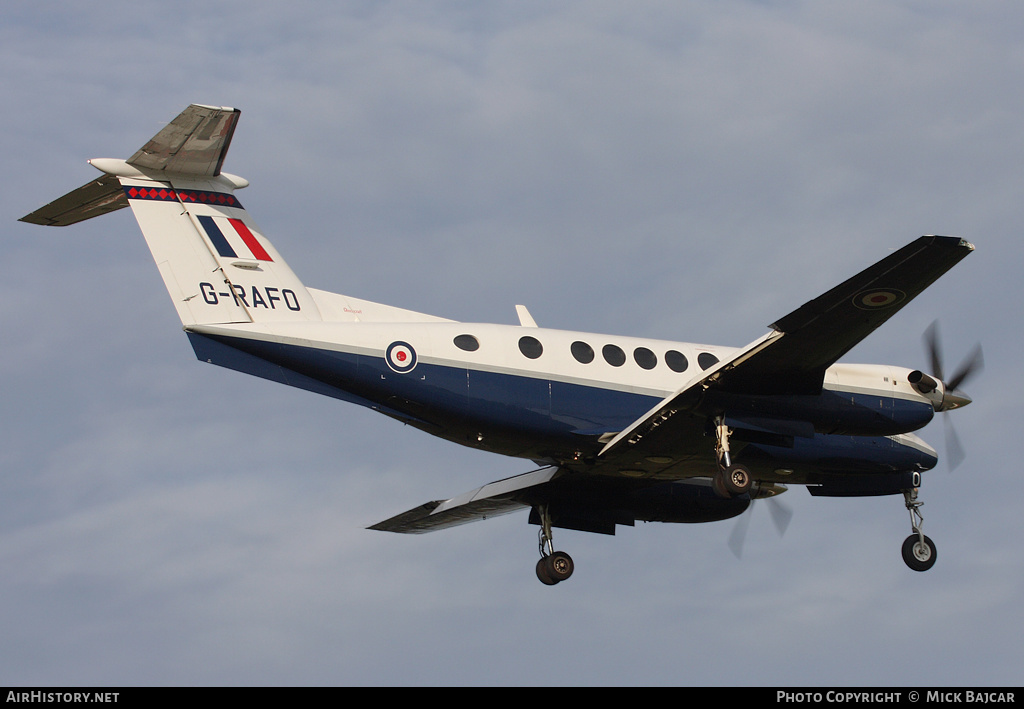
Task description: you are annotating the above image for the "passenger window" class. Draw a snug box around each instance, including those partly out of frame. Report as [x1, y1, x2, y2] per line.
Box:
[602, 344, 626, 367]
[571, 341, 595, 364]
[454, 334, 479, 352]
[519, 336, 543, 359]
[698, 352, 719, 370]
[665, 350, 688, 373]
[633, 347, 657, 370]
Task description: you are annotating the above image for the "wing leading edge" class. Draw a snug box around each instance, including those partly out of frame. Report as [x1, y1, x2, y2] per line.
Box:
[725, 235, 976, 395]
[600, 236, 974, 458]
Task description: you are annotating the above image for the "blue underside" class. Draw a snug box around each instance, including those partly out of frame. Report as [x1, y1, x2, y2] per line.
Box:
[187, 332, 937, 473]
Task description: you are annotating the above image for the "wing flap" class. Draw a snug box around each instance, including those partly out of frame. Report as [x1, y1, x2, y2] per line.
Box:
[368, 467, 558, 534]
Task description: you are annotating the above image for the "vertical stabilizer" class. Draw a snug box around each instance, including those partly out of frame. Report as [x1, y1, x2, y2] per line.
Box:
[20, 105, 322, 327]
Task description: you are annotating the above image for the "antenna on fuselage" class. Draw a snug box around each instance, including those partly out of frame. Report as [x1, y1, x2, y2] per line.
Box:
[516, 305, 538, 328]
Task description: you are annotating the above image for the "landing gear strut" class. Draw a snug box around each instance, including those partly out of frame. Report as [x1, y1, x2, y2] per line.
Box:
[712, 416, 752, 497]
[901, 484, 937, 571]
[535, 505, 574, 585]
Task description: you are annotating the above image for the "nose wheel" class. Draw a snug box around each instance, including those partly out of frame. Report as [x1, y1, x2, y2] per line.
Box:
[535, 505, 574, 585]
[901, 485, 937, 571]
[902, 533, 937, 571]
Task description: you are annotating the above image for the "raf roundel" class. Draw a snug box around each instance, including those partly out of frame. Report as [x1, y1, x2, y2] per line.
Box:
[852, 288, 906, 310]
[386, 341, 417, 373]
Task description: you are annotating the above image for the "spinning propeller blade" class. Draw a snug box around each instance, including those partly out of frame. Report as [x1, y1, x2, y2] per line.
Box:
[920, 321, 982, 470]
[728, 493, 793, 559]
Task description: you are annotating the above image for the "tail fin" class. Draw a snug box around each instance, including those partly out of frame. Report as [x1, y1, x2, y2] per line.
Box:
[21, 104, 321, 326]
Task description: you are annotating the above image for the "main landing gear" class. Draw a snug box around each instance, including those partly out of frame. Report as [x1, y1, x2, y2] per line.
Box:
[535, 505, 574, 586]
[901, 482, 937, 571]
[712, 416, 752, 498]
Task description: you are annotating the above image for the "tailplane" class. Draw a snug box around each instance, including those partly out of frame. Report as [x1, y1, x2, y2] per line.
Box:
[21, 104, 321, 326]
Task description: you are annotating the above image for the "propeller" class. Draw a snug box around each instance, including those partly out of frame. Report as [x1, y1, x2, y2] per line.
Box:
[728, 485, 793, 559]
[912, 321, 983, 470]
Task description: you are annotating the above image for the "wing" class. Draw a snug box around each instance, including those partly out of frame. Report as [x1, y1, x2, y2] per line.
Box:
[368, 467, 559, 533]
[600, 235, 974, 459]
[369, 466, 754, 536]
[720, 235, 976, 395]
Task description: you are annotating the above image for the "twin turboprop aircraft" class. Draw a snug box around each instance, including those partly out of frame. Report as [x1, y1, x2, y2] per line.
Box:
[22, 105, 980, 585]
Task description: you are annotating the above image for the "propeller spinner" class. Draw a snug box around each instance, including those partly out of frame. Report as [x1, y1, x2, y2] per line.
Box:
[908, 322, 983, 469]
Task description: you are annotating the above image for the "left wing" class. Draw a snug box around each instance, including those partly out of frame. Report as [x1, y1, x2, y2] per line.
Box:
[600, 235, 974, 459]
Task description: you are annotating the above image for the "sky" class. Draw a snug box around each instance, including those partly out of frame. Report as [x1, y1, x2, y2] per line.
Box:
[2, 0, 1022, 687]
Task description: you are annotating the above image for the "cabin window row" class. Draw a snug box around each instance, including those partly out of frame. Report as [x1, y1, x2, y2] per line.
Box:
[452, 334, 720, 373]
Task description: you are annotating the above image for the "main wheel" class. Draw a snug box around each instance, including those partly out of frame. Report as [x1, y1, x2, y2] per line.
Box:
[902, 534, 937, 572]
[543, 551, 574, 583]
[712, 474, 731, 499]
[536, 558, 558, 585]
[722, 464, 752, 496]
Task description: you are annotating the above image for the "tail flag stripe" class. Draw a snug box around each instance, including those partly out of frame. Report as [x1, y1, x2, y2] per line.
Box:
[228, 218, 273, 261]
[197, 215, 237, 258]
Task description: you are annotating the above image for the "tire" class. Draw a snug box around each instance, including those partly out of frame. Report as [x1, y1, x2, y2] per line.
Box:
[544, 551, 574, 583]
[902, 534, 937, 572]
[722, 464, 752, 496]
[712, 474, 731, 499]
[536, 558, 558, 585]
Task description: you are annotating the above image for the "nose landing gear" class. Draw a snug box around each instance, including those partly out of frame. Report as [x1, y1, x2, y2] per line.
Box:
[902, 483, 937, 571]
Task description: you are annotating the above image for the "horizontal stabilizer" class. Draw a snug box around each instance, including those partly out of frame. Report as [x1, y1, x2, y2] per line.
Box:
[127, 104, 240, 177]
[19, 174, 127, 227]
[369, 467, 558, 534]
